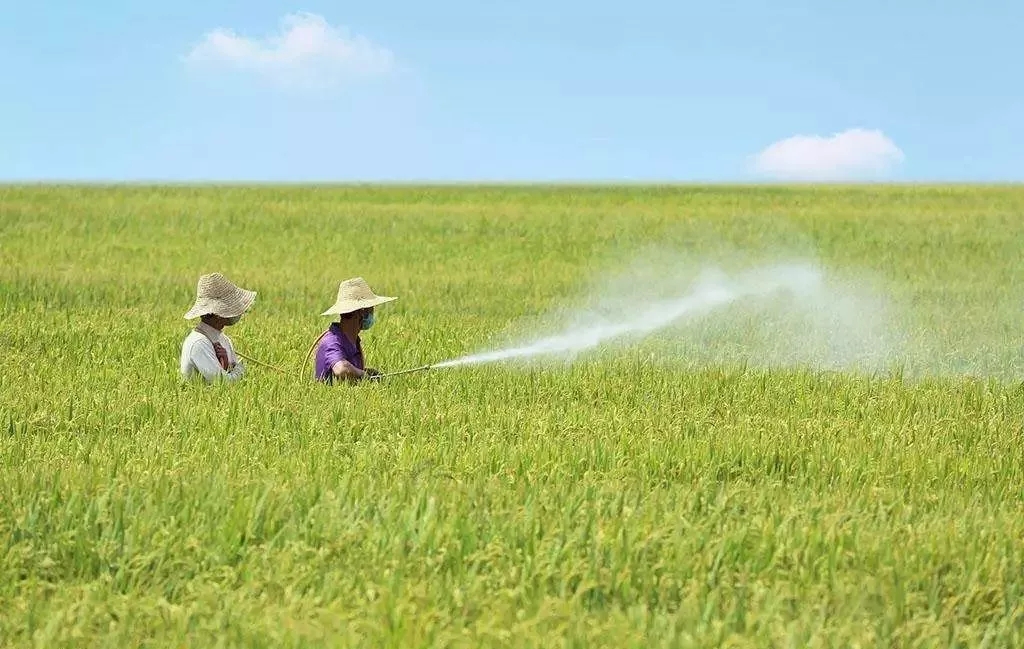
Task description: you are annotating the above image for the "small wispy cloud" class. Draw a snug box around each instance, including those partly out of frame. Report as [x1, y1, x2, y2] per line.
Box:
[184, 12, 395, 88]
[750, 128, 905, 180]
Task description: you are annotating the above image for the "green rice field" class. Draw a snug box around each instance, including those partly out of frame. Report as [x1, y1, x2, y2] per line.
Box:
[2, 185, 1023, 647]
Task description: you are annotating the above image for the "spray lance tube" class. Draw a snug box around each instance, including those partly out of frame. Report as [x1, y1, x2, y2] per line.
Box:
[235, 350, 289, 375]
[376, 364, 434, 379]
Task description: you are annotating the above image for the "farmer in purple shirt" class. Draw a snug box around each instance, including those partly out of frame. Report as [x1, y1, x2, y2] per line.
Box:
[314, 277, 397, 383]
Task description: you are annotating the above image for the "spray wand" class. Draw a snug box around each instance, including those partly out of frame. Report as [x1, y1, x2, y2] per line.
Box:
[377, 364, 434, 379]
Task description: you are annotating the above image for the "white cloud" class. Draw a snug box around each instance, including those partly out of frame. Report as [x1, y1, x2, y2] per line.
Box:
[184, 12, 395, 88]
[750, 128, 905, 180]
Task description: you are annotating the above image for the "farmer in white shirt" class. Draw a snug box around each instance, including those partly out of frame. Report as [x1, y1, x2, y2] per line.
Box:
[179, 272, 257, 384]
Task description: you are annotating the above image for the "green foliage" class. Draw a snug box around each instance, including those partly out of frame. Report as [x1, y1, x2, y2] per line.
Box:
[2, 184, 1023, 647]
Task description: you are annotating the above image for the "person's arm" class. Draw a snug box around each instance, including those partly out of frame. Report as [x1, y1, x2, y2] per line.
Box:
[188, 339, 245, 384]
[220, 336, 247, 381]
[224, 359, 246, 382]
[332, 359, 368, 382]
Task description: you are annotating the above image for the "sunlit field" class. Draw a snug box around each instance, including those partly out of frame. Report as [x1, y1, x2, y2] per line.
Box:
[2, 185, 1023, 647]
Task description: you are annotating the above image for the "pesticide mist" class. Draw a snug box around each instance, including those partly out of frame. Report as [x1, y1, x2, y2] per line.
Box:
[436, 255, 903, 373]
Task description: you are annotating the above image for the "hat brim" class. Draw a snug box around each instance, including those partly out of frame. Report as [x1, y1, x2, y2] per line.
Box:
[320, 295, 396, 316]
[184, 289, 257, 319]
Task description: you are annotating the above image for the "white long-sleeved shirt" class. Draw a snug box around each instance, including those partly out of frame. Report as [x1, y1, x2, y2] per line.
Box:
[180, 322, 246, 383]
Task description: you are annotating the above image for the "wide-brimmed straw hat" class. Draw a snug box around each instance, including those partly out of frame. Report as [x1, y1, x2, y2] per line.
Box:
[183, 272, 257, 319]
[321, 277, 397, 316]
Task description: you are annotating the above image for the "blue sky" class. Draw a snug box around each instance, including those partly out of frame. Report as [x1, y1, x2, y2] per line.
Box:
[1, 1, 1021, 181]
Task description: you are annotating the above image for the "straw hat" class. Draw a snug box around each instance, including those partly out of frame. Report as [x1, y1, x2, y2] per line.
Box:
[183, 272, 257, 319]
[321, 277, 396, 316]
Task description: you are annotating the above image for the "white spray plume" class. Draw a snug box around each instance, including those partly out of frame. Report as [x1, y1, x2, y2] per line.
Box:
[434, 258, 900, 372]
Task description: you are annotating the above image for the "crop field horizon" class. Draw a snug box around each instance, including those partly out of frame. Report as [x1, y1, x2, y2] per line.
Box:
[2, 184, 1024, 647]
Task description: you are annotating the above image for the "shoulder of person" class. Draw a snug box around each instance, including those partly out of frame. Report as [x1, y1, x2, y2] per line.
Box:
[183, 330, 214, 352]
[318, 330, 342, 348]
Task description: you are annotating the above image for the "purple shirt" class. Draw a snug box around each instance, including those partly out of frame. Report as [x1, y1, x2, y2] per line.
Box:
[314, 323, 364, 382]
